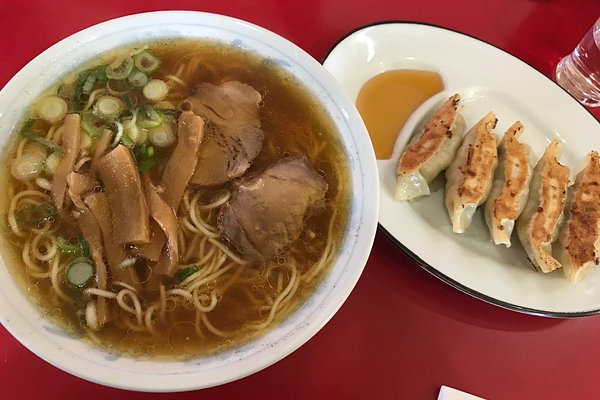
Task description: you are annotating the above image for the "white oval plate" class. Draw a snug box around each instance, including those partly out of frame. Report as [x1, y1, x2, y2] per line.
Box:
[323, 22, 600, 317]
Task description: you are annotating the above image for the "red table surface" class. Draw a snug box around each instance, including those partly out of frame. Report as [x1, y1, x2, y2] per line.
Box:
[1, 1, 600, 399]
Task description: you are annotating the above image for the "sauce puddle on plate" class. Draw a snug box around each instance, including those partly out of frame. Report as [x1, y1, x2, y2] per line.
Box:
[356, 69, 444, 159]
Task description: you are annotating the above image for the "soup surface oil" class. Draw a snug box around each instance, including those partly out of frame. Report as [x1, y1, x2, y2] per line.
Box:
[356, 69, 444, 159]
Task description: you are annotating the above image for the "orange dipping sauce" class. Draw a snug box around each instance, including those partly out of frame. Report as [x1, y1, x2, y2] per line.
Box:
[356, 70, 444, 159]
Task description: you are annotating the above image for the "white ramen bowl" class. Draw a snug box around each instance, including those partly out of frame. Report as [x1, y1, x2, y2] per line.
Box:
[0, 11, 378, 392]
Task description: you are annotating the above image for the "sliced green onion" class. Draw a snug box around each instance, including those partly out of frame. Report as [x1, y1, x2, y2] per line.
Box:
[153, 100, 176, 111]
[134, 51, 160, 73]
[134, 143, 149, 160]
[81, 73, 96, 95]
[142, 79, 168, 101]
[123, 94, 134, 111]
[72, 70, 91, 111]
[134, 143, 157, 172]
[20, 118, 36, 132]
[56, 237, 89, 258]
[57, 237, 82, 255]
[120, 132, 135, 149]
[20, 130, 64, 154]
[94, 96, 124, 120]
[138, 158, 157, 172]
[38, 96, 68, 123]
[105, 55, 134, 80]
[136, 105, 163, 129]
[129, 45, 149, 57]
[81, 121, 100, 138]
[15, 203, 57, 227]
[71, 65, 107, 108]
[67, 261, 94, 287]
[177, 265, 198, 282]
[56, 84, 71, 99]
[110, 121, 123, 147]
[128, 70, 149, 88]
[95, 65, 107, 85]
[44, 152, 61, 175]
[123, 118, 147, 146]
[19, 119, 64, 154]
[79, 238, 91, 258]
[148, 120, 175, 148]
[11, 152, 45, 181]
[81, 113, 104, 139]
[106, 79, 131, 96]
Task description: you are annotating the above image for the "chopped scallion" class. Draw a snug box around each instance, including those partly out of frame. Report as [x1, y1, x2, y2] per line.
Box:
[142, 79, 168, 102]
[128, 70, 149, 88]
[56, 237, 90, 257]
[136, 105, 163, 129]
[57, 237, 82, 255]
[138, 158, 157, 172]
[44, 152, 61, 175]
[134, 51, 160, 73]
[120, 132, 135, 149]
[123, 94, 134, 111]
[105, 55, 134, 80]
[11, 152, 45, 182]
[95, 65, 107, 85]
[94, 96, 124, 120]
[155, 108, 177, 116]
[81, 73, 96, 95]
[106, 79, 131, 96]
[15, 203, 57, 227]
[177, 265, 198, 282]
[72, 70, 90, 111]
[19, 119, 64, 154]
[66, 261, 94, 287]
[134, 143, 157, 172]
[79, 238, 90, 258]
[81, 113, 104, 138]
[148, 121, 175, 148]
[123, 118, 147, 145]
[134, 143, 149, 160]
[38, 96, 68, 123]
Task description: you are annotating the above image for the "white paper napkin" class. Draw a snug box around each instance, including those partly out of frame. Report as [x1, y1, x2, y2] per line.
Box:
[438, 385, 486, 400]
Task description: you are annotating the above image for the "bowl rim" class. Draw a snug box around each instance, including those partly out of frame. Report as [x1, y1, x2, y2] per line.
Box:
[0, 10, 379, 392]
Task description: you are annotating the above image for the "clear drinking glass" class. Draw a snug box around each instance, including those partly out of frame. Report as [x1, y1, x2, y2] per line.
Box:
[555, 17, 600, 107]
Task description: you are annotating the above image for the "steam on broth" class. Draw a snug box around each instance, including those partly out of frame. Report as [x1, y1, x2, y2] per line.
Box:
[0, 40, 350, 358]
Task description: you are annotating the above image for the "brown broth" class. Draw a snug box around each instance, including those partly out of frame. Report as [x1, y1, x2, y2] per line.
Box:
[0, 39, 350, 359]
[356, 69, 444, 159]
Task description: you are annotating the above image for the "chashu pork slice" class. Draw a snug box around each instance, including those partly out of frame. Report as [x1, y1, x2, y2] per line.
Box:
[395, 93, 466, 201]
[218, 158, 327, 262]
[181, 81, 264, 186]
[557, 151, 600, 283]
